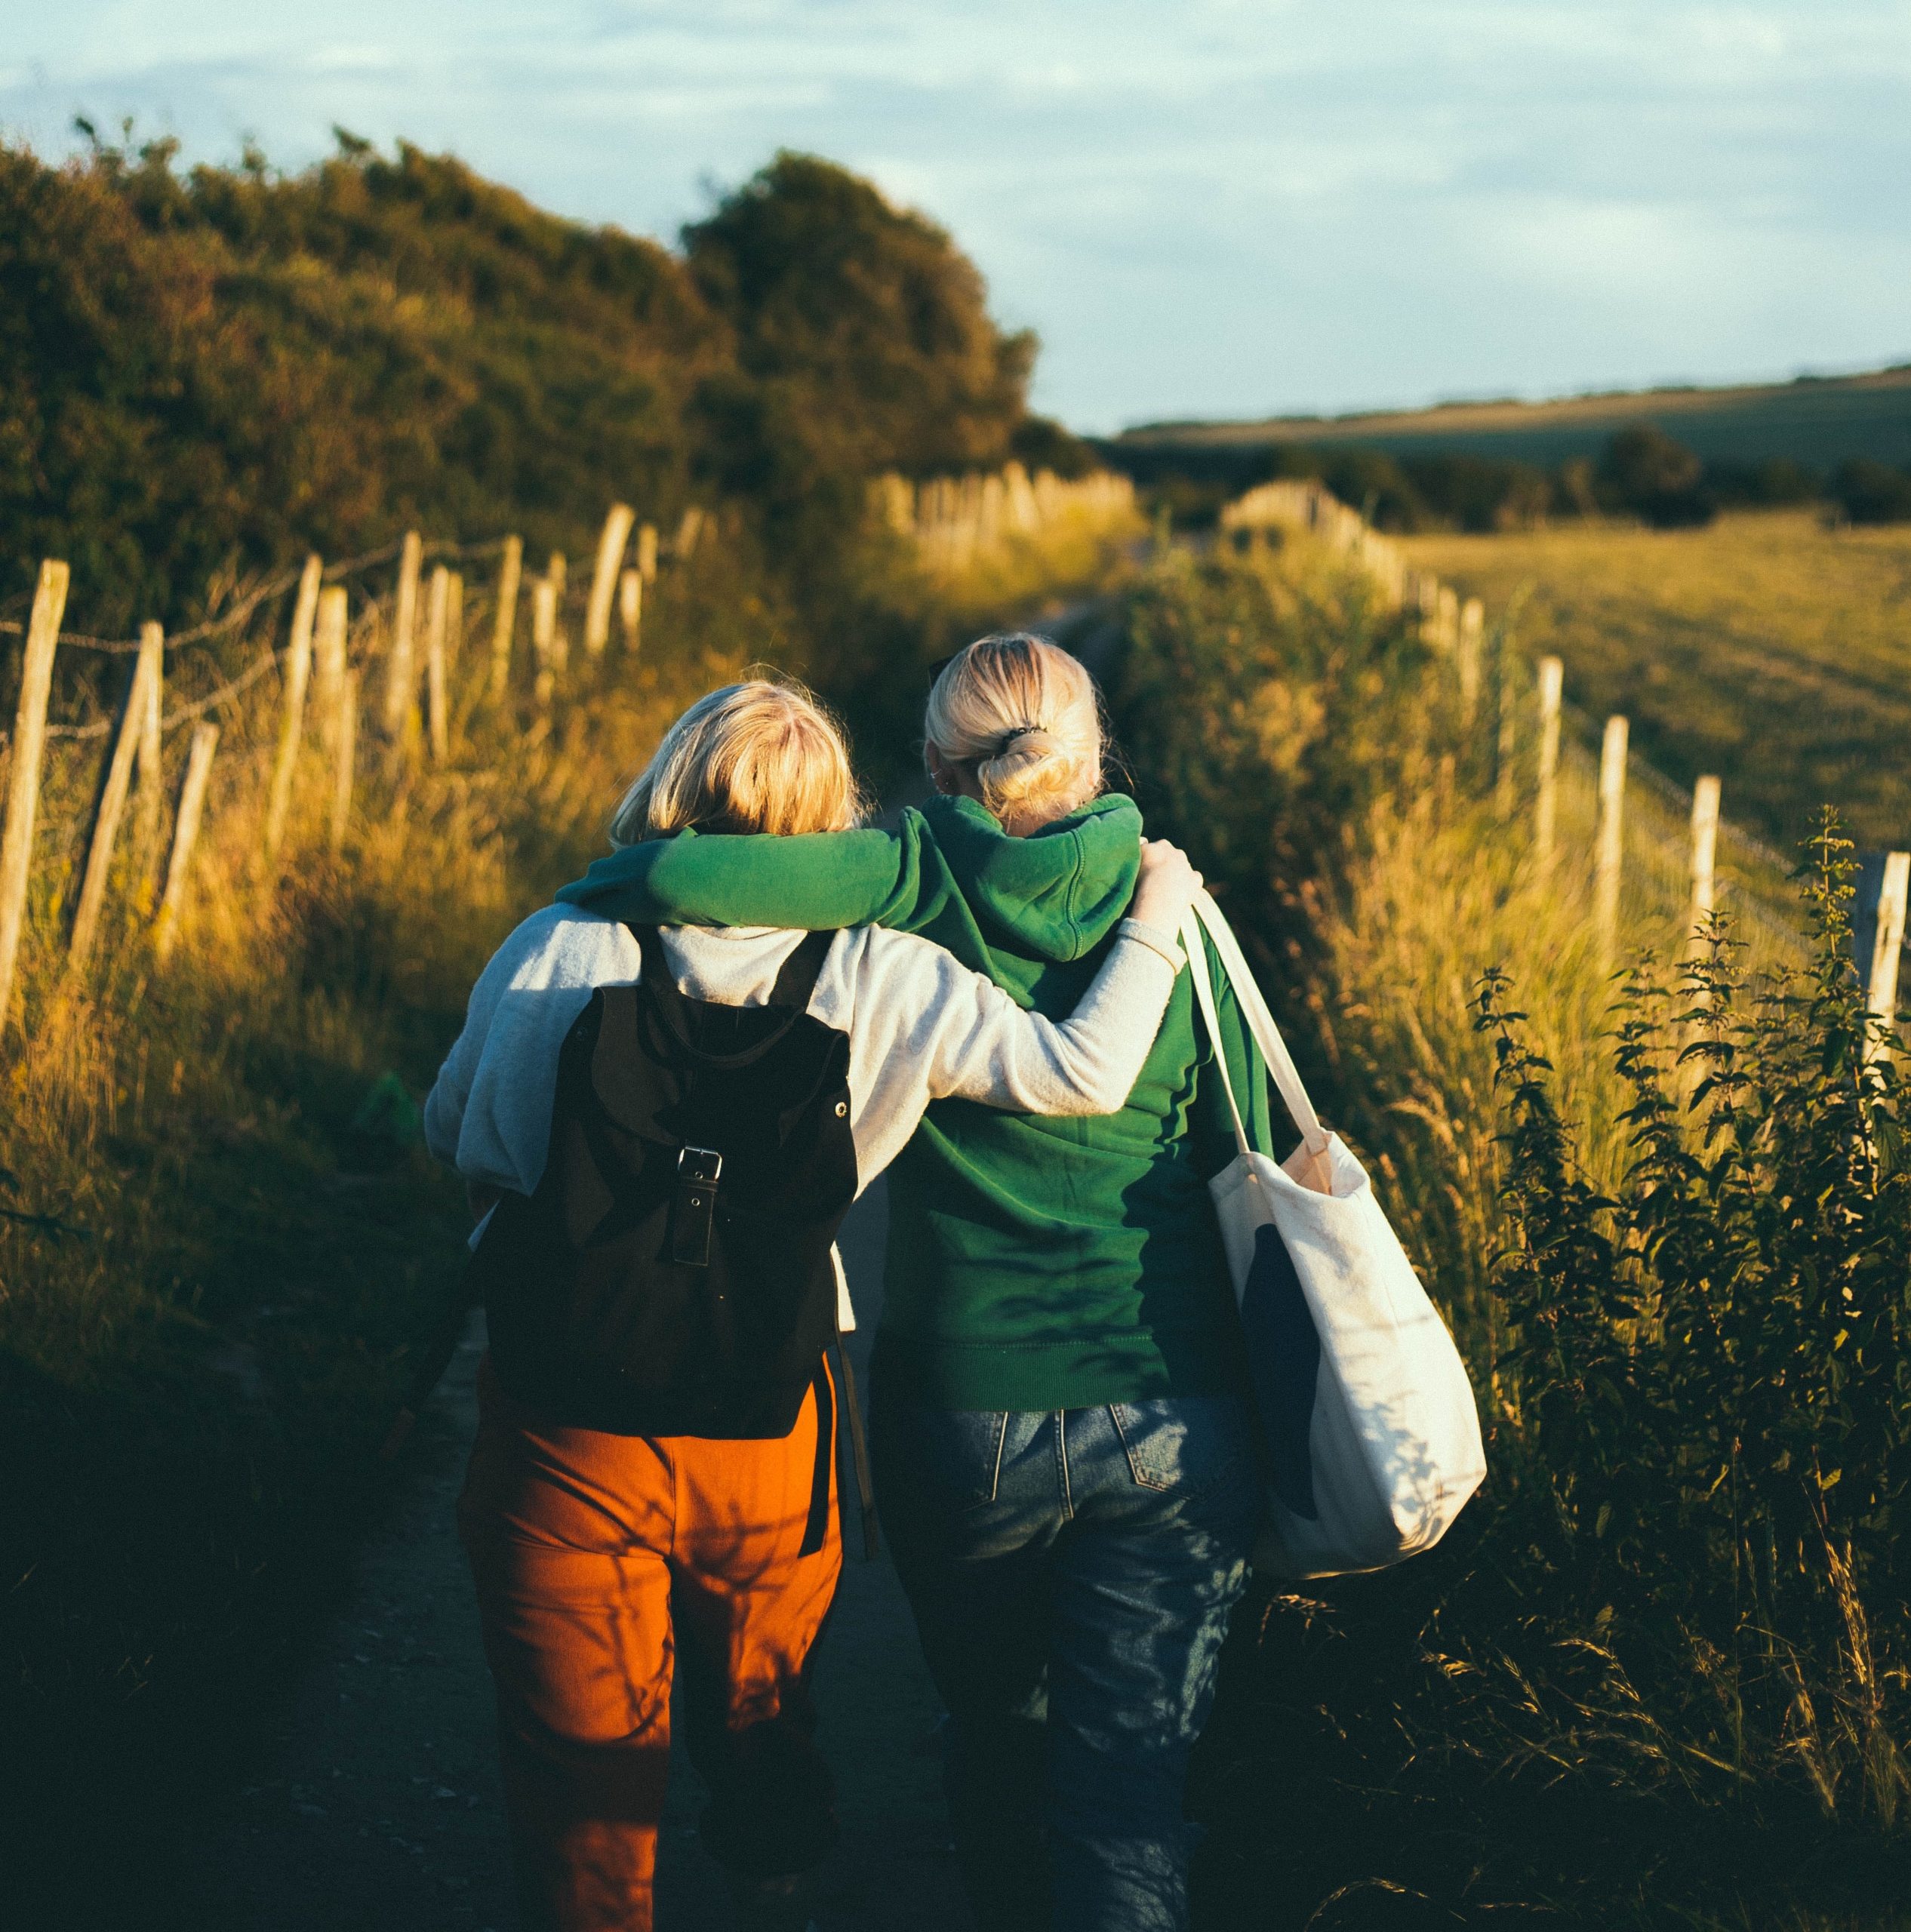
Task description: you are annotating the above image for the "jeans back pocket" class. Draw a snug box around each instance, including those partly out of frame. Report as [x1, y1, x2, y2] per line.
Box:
[1109, 1395, 1253, 1502]
[900, 1406, 1012, 1512]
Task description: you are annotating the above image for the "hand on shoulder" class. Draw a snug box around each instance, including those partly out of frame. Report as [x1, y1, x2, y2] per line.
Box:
[1131, 838, 1204, 931]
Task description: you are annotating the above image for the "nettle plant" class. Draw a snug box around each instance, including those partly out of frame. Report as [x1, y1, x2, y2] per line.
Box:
[1476, 818, 1911, 1818]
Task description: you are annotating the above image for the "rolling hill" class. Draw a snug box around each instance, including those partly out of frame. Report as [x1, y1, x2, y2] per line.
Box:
[1121, 365, 1911, 470]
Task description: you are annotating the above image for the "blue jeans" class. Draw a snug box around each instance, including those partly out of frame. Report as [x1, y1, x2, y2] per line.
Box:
[872, 1386, 1260, 1932]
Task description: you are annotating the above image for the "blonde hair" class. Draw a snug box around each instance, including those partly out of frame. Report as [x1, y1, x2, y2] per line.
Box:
[609, 680, 866, 845]
[925, 632, 1103, 826]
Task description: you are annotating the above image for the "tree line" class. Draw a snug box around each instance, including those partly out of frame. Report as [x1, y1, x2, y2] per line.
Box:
[1111, 420, 1911, 535]
[0, 128, 1091, 644]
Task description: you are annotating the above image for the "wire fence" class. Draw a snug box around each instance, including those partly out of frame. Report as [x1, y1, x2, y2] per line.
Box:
[0, 502, 687, 1033]
[0, 536, 509, 656]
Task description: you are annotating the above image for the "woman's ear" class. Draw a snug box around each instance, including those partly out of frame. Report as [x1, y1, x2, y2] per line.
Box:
[927, 743, 987, 804]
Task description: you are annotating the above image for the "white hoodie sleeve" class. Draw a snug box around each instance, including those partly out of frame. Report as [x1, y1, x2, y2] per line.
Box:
[814, 919, 1183, 1187]
[422, 906, 644, 1196]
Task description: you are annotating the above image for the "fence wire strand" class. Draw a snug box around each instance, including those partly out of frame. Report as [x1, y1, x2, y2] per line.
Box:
[0, 535, 506, 655]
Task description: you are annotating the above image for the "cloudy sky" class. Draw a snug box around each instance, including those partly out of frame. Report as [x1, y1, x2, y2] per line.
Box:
[5, 2, 1906, 431]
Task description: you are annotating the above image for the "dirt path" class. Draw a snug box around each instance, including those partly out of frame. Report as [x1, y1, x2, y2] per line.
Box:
[189, 1182, 970, 1931]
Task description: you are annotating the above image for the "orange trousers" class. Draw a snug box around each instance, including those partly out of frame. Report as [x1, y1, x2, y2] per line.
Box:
[458, 1356, 842, 1932]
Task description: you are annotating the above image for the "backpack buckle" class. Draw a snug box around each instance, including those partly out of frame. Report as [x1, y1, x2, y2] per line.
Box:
[672, 1146, 722, 1267]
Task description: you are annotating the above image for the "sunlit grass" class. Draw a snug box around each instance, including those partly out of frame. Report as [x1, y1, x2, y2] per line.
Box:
[1401, 511, 1911, 848]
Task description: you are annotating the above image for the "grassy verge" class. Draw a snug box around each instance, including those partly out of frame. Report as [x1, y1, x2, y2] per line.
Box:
[1109, 540, 1911, 1930]
[0, 588, 737, 1921]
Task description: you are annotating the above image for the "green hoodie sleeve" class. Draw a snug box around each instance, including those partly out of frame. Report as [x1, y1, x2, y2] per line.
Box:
[554, 794, 1145, 980]
[556, 811, 940, 933]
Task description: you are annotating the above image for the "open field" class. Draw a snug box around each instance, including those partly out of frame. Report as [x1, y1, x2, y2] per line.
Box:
[1400, 509, 1911, 851]
[1124, 365, 1911, 469]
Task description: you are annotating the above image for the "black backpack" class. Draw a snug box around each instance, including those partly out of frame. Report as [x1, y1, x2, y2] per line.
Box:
[472, 925, 858, 1449]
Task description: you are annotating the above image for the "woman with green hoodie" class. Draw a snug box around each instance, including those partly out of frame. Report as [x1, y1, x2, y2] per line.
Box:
[556, 634, 1274, 1932]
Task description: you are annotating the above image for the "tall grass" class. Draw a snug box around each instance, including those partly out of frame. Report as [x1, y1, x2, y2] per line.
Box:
[1109, 537, 1911, 1927]
[0, 557, 749, 1916]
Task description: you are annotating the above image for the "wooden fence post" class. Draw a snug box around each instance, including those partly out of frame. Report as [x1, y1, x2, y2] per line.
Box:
[154, 721, 219, 964]
[263, 552, 322, 860]
[67, 642, 161, 974]
[1435, 586, 1460, 654]
[491, 536, 523, 701]
[1414, 574, 1439, 645]
[619, 568, 643, 654]
[636, 523, 659, 583]
[531, 580, 559, 708]
[1534, 656, 1563, 861]
[545, 552, 570, 675]
[585, 504, 635, 657]
[423, 565, 451, 764]
[313, 586, 348, 751]
[1595, 715, 1629, 956]
[0, 559, 70, 1035]
[383, 530, 423, 736]
[1457, 598, 1484, 723]
[134, 622, 165, 898]
[330, 675, 358, 855]
[1865, 851, 1910, 1062]
[446, 571, 465, 669]
[675, 506, 705, 561]
[1689, 776, 1722, 942]
[1495, 648, 1518, 815]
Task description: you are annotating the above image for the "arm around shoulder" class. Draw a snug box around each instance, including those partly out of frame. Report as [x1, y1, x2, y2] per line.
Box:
[897, 925, 1180, 1118]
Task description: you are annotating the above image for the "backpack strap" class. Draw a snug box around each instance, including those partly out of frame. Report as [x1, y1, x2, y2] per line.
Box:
[768, 928, 834, 1010]
[799, 1358, 834, 1557]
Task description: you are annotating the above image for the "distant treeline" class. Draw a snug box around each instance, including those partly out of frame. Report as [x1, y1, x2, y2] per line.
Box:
[0, 129, 1093, 635]
[1106, 424, 1911, 534]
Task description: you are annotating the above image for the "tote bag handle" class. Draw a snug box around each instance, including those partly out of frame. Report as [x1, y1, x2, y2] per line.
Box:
[1179, 892, 1334, 1192]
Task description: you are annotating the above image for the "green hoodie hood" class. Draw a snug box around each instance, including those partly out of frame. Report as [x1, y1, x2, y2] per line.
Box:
[915, 794, 1141, 963]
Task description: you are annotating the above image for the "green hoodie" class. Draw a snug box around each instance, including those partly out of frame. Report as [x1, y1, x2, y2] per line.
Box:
[557, 793, 1275, 1411]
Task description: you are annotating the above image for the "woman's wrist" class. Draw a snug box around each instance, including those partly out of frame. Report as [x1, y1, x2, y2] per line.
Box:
[1116, 915, 1185, 970]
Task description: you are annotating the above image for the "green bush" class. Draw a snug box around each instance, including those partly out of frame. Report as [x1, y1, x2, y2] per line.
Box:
[1479, 835, 1911, 1823]
[1596, 423, 1717, 528]
[1704, 454, 1821, 509]
[1399, 451, 1554, 531]
[0, 134, 1036, 646]
[1829, 458, 1911, 525]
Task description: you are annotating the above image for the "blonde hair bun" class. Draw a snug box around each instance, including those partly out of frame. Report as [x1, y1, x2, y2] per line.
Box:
[926, 635, 1102, 829]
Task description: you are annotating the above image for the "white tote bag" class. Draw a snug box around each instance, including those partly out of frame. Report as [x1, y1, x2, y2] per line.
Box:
[1180, 892, 1485, 1578]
